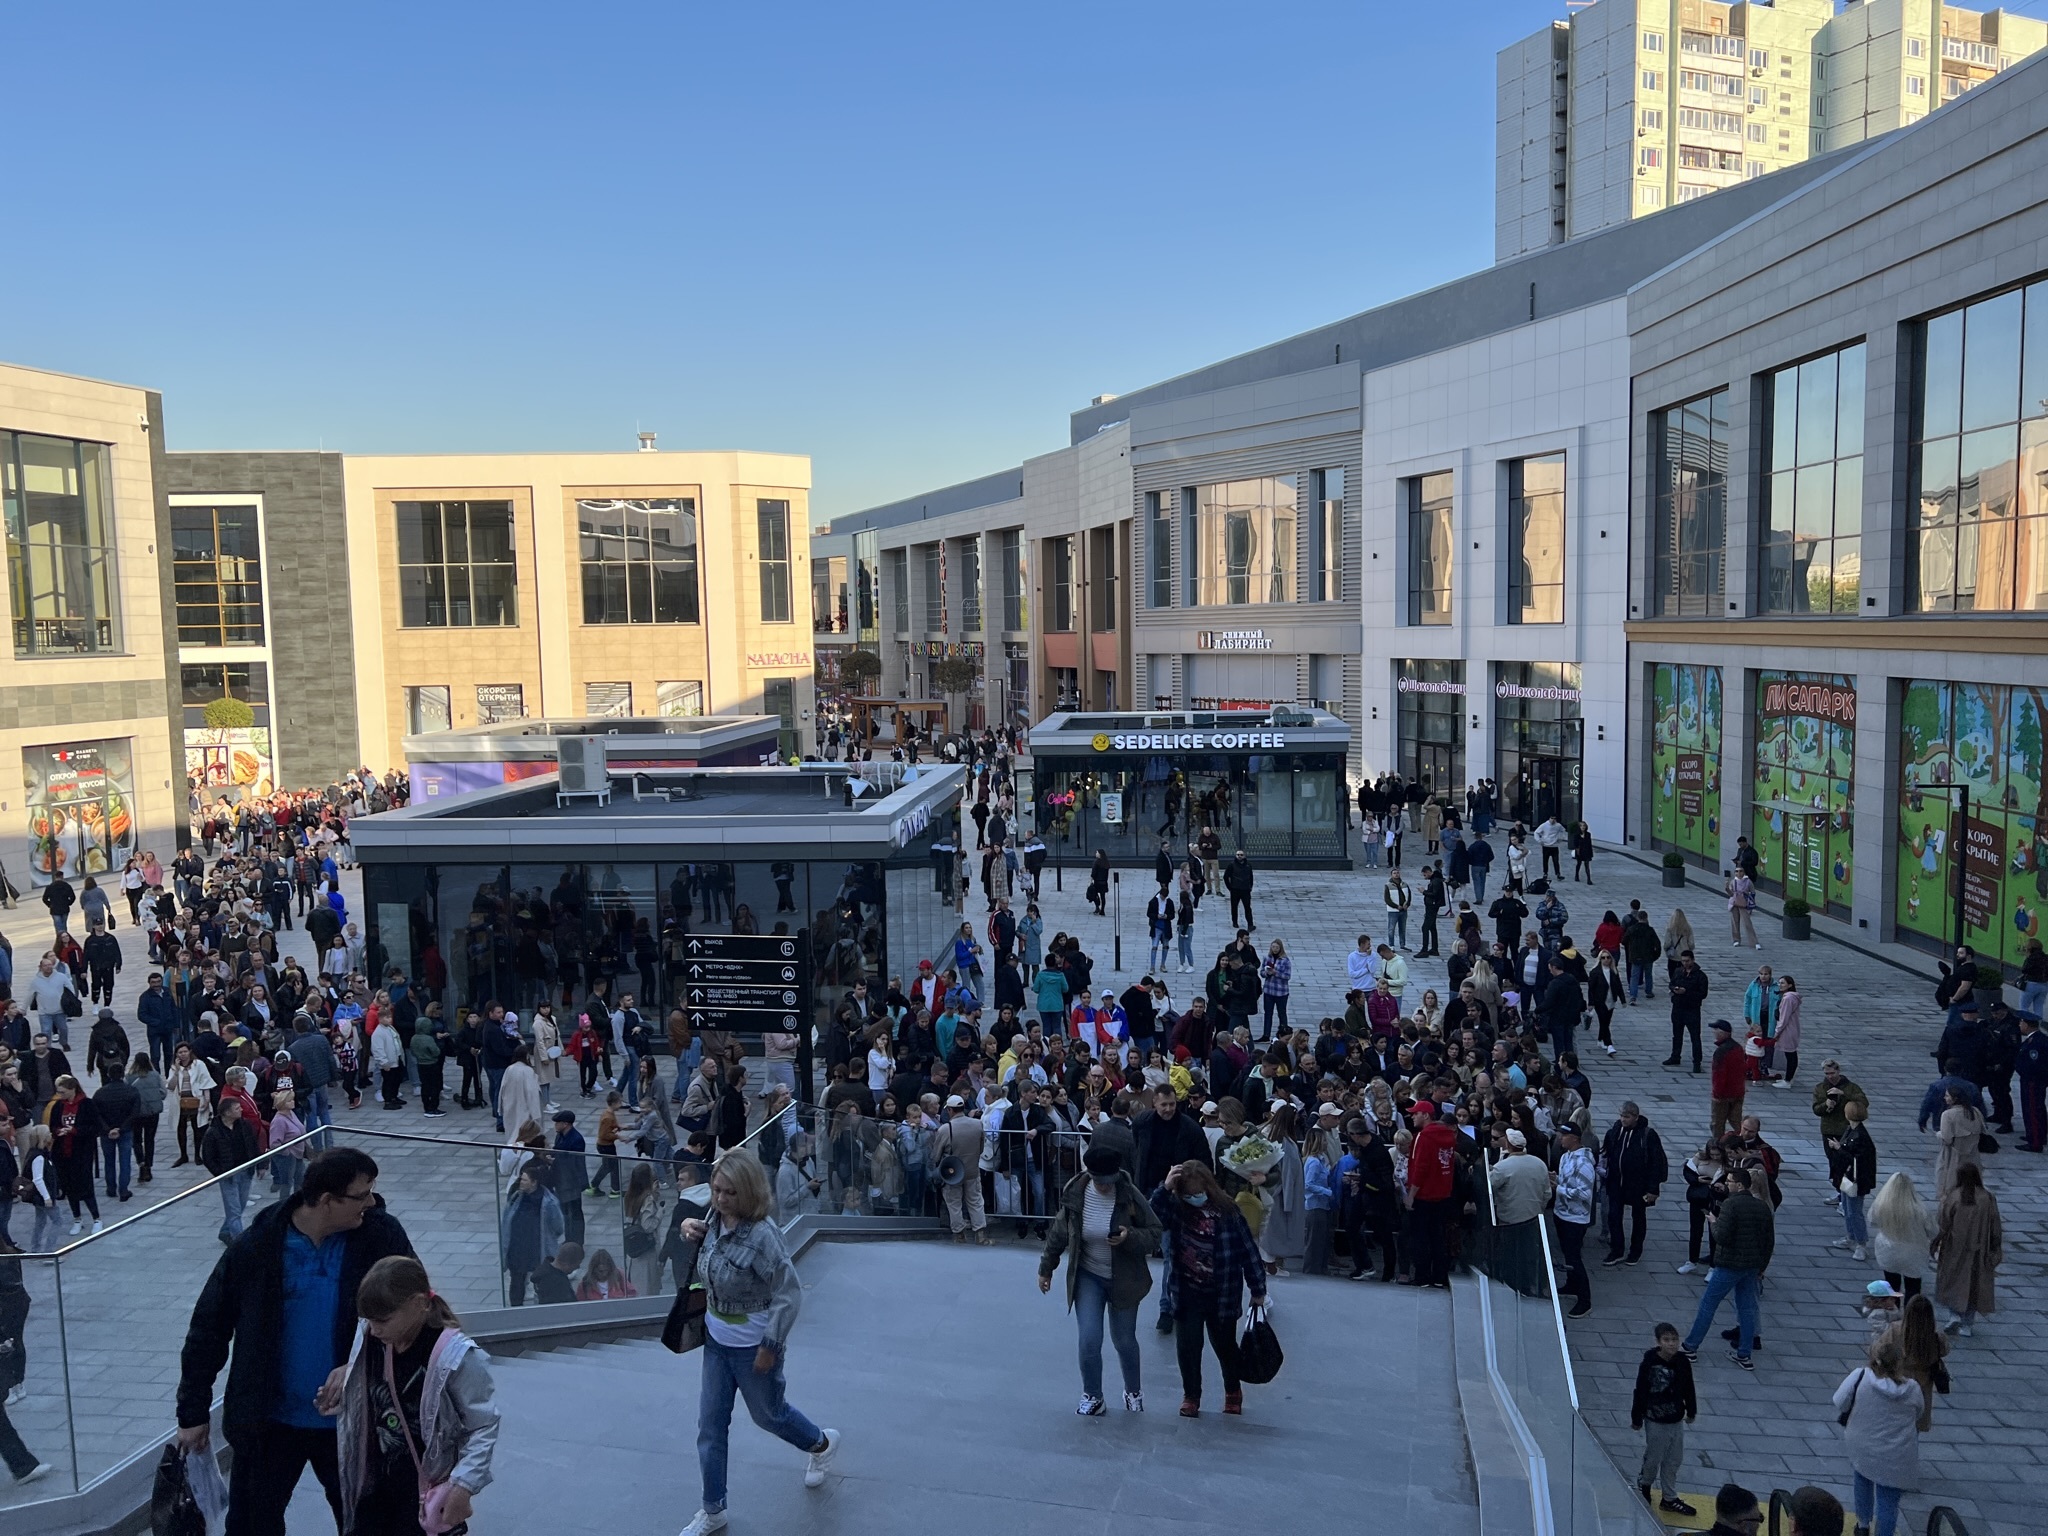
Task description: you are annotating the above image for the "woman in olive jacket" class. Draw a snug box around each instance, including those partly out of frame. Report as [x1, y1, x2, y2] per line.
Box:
[1037, 1147, 1163, 1416]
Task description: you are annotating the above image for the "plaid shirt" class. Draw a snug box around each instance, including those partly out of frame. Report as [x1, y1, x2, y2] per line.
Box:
[1149, 1187, 1266, 1320]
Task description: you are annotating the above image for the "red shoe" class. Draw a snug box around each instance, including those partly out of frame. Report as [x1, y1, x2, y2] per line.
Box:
[1179, 1399, 1199, 1418]
[1223, 1392, 1243, 1416]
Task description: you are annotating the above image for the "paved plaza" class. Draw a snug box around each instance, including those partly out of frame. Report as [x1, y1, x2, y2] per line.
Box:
[5, 839, 2041, 1533]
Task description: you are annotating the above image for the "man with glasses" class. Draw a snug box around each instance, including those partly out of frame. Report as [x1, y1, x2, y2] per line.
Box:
[1705, 1483, 1763, 1536]
[175, 1147, 414, 1536]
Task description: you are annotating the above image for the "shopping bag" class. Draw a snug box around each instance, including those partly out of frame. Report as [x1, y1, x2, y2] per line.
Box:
[1237, 1305, 1284, 1386]
[186, 1445, 229, 1535]
[150, 1444, 204, 1536]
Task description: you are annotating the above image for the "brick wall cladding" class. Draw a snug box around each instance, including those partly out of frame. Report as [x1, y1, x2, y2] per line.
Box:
[162, 452, 363, 787]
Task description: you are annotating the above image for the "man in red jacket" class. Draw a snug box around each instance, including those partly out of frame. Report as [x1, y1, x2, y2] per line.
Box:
[1404, 1100, 1460, 1289]
[1708, 1019, 1746, 1141]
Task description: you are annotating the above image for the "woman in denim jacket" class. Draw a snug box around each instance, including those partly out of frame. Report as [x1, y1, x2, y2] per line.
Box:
[675, 1148, 838, 1535]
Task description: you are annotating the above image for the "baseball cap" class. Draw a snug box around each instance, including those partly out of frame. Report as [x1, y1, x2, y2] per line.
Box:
[945, 1094, 965, 1109]
[1200, 1100, 1220, 1115]
[1505, 1129, 1528, 1150]
[1315, 1103, 1345, 1119]
[1865, 1279, 1901, 1300]
[1711, 1018, 1733, 1034]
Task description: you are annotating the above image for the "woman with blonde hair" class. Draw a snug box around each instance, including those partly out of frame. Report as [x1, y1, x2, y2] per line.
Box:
[1661, 908, 1696, 965]
[1869, 1171, 1935, 1300]
[1414, 988, 1445, 1038]
[675, 1148, 838, 1534]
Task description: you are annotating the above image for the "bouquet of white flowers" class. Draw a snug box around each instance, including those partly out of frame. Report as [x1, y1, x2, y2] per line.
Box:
[1220, 1133, 1284, 1178]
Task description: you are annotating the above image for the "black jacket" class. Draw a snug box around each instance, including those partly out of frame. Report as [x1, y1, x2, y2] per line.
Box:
[1600, 1116, 1669, 1203]
[176, 1194, 414, 1439]
[1630, 1346, 1697, 1427]
[1668, 965, 1710, 1026]
[1131, 1105, 1212, 1193]
[1222, 858, 1254, 896]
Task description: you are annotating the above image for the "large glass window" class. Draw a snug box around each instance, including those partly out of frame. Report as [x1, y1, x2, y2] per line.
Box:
[958, 538, 982, 630]
[1507, 454, 1566, 624]
[23, 738, 138, 885]
[999, 530, 1025, 631]
[1186, 476, 1295, 606]
[1909, 279, 2048, 612]
[1649, 663, 1723, 863]
[1311, 469, 1344, 603]
[854, 530, 879, 641]
[1751, 671, 1855, 913]
[577, 497, 699, 625]
[657, 680, 704, 717]
[1650, 389, 1730, 616]
[1089, 525, 1118, 631]
[585, 682, 633, 718]
[1897, 679, 2048, 968]
[919, 544, 943, 630]
[1148, 490, 1176, 609]
[1, 431, 119, 655]
[397, 500, 517, 628]
[1762, 344, 1865, 614]
[181, 662, 271, 724]
[1494, 662, 1584, 826]
[1046, 536, 1075, 632]
[1396, 660, 1466, 797]
[405, 685, 452, 735]
[757, 499, 793, 623]
[172, 503, 264, 646]
[475, 683, 525, 724]
[1405, 471, 1453, 626]
[886, 548, 909, 631]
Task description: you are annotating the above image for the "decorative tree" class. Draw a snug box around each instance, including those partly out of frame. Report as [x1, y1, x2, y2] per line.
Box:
[837, 650, 883, 691]
[202, 696, 256, 731]
[931, 657, 979, 696]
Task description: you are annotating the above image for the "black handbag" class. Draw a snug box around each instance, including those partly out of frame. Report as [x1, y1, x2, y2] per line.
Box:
[60, 987, 82, 1019]
[150, 1444, 204, 1536]
[1237, 1305, 1284, 1386]
[661, 1248, 708, 1355]
[1837, 1367, 1864, 1427]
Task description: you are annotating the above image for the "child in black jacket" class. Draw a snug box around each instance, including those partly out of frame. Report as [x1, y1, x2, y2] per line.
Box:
[1631, 1323, 1699, 1516]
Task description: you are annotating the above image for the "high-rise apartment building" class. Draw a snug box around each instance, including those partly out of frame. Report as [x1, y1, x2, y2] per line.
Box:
[1498, 0, 2046, 261]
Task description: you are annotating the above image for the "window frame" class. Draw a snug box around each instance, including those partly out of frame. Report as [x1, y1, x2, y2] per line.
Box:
[1506, 454, 1567, 626]
[1649, 388, 1732, 618]
[576, 496, 701, 626]
[1148, 490, 1176, 609]
[171, 501, 266, 648]
[2, 429, 122, 656]
[1759, 341, 1867, 616]
[756, 498, 793, 624]
[396, 500, 519, 629]
[404, 684, 452, 735]
[1405, 471, 1454, 627]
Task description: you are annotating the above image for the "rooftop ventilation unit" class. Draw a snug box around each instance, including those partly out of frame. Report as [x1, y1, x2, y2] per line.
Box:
[555, 735, 611, 806]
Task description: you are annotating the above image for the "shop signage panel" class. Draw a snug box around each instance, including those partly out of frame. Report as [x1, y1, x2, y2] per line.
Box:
[677, 932, 812, 1031]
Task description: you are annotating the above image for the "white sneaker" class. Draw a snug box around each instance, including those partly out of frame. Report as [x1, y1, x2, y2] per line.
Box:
[90, 1221, 103, 1235]
[1123, 1391, 1144, 1412]
[1753, 943, 1763, 951]
[15, 1462, 51, 1486]
[1677, 1262, 1698, 1274]
[1077, 1393, 1105, 1416]
[1603, 1044, 1618, 1056]
[803, 1428, 839, 1487]
[1851, 1246, 1867, 1262]
[1828, 1237, 1854, 1250]
[678, 1510, 728, 1535]
[5, 1384, 23, 1407]
[1957, 1323, 1974, 1338]
[68, 1222, 81, 1236]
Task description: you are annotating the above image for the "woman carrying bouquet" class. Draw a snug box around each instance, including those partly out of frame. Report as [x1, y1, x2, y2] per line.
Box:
[1152, 1160, 1267, 1418]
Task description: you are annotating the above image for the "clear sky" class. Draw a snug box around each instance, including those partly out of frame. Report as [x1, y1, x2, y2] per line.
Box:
[11, 1, 1574, 518]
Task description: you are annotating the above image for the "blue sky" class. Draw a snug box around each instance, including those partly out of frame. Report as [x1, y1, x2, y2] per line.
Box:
[11, 2, 1569, 517]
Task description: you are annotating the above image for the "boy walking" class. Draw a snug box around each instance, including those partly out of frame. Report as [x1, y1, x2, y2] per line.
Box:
[1631, 1323, 1698, 1518]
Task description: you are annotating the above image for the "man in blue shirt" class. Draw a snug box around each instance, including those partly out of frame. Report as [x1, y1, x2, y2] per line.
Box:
[176, 1147, 413, 1535]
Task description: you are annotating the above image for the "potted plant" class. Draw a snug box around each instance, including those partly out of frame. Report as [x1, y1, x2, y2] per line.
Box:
[1782, 896, 1812, 942]
[1660, 850, 1688, 888]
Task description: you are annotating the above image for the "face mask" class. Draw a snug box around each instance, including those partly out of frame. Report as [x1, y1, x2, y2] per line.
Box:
[1184, 1193, 1208, 1207]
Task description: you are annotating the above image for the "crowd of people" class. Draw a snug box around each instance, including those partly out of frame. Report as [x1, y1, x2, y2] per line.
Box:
[0, 741, 2032, 1536]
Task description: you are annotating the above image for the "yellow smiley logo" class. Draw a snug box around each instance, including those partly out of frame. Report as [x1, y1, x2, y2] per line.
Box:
[1091, 734, 1111, 752]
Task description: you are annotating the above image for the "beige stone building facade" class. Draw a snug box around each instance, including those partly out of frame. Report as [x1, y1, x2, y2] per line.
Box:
[0, 363, 184, 891]
[341, 447, 816, 769]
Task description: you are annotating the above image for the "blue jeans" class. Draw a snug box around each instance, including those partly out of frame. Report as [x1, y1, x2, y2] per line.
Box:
[696, 1339, 823, 1514]
[486, 1066, 507, 1126]
[1471, 871, 1488, 903]
[148, 1028, 179, 1073]
[1852, 1468, 1903, 1536]
[101, 1130, 132, 1197]
[1842, 1192, 1868, 1246]
[1150, 938, 1170, 970]
[1261, 994, 1288, 1038]
[1177, 932, 1194, 967]
[621, 1047, 642, 1107]
[1362, 840, 1380, 867]
[218, 1172, 251, 1242]
[1628, 961, 1654, 1000]
[1683, 1266, 1762, 1358]
[1387, 911, 1407, 949]
[39, 1012, 69, 1050]
[1074, 1269, 1141, 1399]
[302, 1087, 333, 1151]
